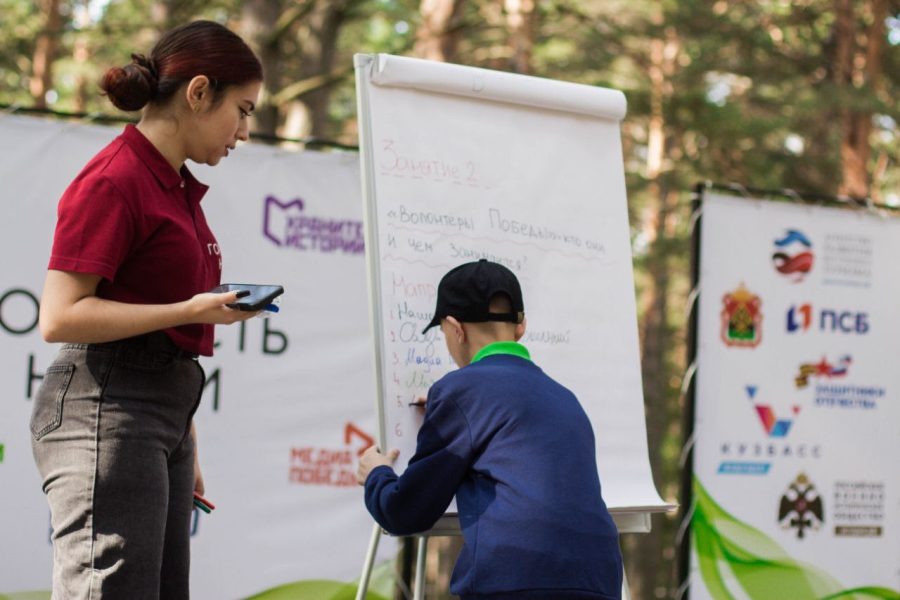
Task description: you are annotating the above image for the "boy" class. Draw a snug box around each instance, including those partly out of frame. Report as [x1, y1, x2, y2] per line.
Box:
[357, 259, 623, 600]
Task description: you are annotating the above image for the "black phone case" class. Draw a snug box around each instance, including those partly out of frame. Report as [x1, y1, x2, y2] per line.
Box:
[210, 284, 284, 311]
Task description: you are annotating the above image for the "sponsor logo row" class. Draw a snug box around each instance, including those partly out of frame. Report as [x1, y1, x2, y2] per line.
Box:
[721, 226, 875, 346]
[714, 364, 885, 476]
[720, 285, 870, 348]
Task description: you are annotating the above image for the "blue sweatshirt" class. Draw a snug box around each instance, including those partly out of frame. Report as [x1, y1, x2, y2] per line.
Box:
[365, 343, 623, 599]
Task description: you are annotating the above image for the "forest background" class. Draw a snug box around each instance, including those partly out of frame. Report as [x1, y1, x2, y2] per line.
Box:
[2, 0, 899, 598]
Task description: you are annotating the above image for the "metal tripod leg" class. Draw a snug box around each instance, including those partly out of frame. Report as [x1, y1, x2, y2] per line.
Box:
[413, 535, 428, 600]
[355, 523, 383, 600]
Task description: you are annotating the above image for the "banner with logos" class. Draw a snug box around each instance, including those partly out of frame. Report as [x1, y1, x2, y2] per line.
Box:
[689, 191, 900, 598]
[0, 114, 395, 599]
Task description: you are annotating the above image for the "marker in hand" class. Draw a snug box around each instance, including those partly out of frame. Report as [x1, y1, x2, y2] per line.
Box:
[193, 491, 215, 514]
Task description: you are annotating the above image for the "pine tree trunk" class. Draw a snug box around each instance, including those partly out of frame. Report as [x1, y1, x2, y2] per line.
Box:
[627, 180, 680, 600]
[241, 0, 288, 137]
[622, 28, 680, 600]
[426, 536, 462, 599]
[296, 0, 349, 139]
[834, 0, 887, 199]
[504, 0, 536, 74]
[30, 0, 61, 108]
[72, 33, 90, 113]
[415, 0, 465, 62]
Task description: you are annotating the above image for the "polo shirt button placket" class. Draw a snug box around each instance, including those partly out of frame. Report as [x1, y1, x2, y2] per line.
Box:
[179, 180, 185, 189]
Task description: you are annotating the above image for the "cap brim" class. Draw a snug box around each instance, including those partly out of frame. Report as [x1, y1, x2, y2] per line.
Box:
[422, 316, 440, 335]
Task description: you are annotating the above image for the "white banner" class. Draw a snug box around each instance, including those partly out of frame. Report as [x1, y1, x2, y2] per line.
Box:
[0, 114, 395, 599]
[689, 192, 900, 598]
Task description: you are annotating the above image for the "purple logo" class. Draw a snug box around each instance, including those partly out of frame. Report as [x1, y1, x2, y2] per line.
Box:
[263, 195, 364, 254]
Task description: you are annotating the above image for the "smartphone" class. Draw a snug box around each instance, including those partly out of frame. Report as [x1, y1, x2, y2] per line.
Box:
[210, 283, 284, 311]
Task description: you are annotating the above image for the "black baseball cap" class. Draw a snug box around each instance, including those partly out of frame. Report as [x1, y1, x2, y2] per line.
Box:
[422, 259, 525, 333]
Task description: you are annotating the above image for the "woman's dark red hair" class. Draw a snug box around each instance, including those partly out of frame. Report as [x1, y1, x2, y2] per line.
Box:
[101, 20, 263, 112]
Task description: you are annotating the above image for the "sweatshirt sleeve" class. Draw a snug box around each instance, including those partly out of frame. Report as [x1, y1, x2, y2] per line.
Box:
[364, 385, 472, 535]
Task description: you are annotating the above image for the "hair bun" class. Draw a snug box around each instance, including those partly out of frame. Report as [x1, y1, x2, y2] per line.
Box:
[99, 53, 159, 112]
[131, 53, 159, 81]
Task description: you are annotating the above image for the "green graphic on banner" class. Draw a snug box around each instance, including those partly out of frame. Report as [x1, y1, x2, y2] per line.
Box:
[1, 562, 396, 600]
[247, 581, 387, 600]
[693, 478, 900, 600]
[246, 560, 394, 600]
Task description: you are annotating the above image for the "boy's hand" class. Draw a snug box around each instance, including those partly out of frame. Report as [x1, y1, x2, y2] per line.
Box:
[357, 445, 400, 485]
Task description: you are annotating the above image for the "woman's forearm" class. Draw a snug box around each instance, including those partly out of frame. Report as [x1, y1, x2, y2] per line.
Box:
[38, 269, 252, 344]
[40, 294, 195, 343]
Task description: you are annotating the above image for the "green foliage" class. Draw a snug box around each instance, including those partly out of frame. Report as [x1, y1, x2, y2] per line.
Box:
[0, 0, 50, 106]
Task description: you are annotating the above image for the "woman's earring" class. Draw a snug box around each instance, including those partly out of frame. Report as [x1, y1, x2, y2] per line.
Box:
[193, 104, 200, 113]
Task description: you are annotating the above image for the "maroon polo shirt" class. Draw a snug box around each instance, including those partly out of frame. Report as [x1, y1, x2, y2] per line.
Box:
[49, 124, 221, 356]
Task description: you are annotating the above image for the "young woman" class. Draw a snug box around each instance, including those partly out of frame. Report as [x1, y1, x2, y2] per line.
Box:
[31, 20, 263, 598]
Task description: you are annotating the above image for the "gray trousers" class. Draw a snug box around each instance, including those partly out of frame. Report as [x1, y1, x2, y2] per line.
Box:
[31, 334, 205, 599]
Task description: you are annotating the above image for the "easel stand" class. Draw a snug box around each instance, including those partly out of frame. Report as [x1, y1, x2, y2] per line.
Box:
[356, 514, 459, 600]
[355, 512, 656, 600]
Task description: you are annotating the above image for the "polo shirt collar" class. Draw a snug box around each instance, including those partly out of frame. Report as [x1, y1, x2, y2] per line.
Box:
[121, 124, 209, 201]
[471, 341, 531, 364]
